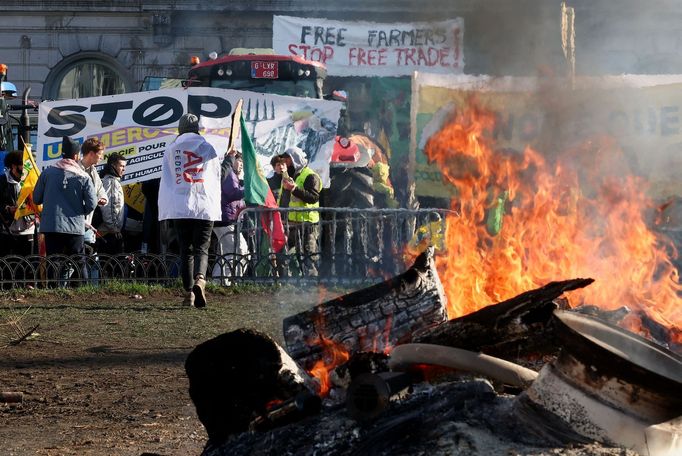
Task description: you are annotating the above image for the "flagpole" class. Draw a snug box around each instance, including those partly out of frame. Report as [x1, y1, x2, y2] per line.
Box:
[18, 136, 39, 255]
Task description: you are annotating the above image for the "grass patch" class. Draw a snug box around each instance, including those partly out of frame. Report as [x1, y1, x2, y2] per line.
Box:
[0, 279, 361, 305]
[0, 280, 180, 300]
[0, 280, 322, 301]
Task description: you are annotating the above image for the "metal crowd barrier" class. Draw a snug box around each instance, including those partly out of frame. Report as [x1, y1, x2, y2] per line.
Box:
[219, 207, 452, 285]
[0, 253, 182, 289]
[0, 208, 453, 288]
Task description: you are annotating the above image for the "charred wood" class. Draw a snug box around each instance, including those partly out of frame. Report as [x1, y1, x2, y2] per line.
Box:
[330, 352, 390, 390]
[203, 378, 634, 456]
[572, 305, 631, 324]
[185, 328, 317, 443]
[284, 248, 448, 370]
[636, 310, 682, 354]
[573, 305, 681, 354]
[249, 391, 322, 432]
[414, 278, 594, 360]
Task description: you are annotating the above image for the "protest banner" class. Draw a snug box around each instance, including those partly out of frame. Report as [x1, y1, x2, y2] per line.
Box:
[122, 183, 146, 214]
[411, 73, 682, 200]
[273, 15, 464, 77]
[37, 87, 343, 186]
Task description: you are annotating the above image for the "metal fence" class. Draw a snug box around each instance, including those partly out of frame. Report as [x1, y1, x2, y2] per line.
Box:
[0, 253, 182, 289]
[217, 207, 451, 285]
[0, 208, 452, 288]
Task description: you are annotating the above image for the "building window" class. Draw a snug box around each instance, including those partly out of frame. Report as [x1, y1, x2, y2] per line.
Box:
[45, 53, 132, 100]
[57, 61, 126, 99]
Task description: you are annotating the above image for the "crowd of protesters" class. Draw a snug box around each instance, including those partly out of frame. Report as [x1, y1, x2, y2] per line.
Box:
[0, 113, 413, 304]
[155, 113, 326, 307]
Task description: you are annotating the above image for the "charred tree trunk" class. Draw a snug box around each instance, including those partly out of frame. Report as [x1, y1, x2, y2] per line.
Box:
[284, 248, 448, 370]
[414, 278, 594, 360]
[185, 328, 317, 443]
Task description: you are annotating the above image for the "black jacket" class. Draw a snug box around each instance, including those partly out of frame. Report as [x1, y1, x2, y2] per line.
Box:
[0, 172, 20, 231]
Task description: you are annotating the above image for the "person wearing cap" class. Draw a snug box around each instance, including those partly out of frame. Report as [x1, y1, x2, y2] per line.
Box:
[267, 154, 288, 203]
[33, 137, 97, 259]
[280, 146, 322, 277]
[158, 113, 222, 307]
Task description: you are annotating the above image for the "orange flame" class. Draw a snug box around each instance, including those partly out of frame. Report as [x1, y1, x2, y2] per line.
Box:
[317, 285, 332, 303]
[424, 98, 682, 337]
[308, 337, 350, 396]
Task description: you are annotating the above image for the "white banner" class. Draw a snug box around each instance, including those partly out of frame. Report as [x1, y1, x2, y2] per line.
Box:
[37, 88, 343, 186]
[273, 15, 464, 77]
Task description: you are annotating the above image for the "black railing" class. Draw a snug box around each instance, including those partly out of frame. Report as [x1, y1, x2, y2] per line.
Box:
[0, 208, 453, 288]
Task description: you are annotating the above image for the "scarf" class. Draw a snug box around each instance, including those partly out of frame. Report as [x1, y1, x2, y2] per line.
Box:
[53, 158, 90, 179]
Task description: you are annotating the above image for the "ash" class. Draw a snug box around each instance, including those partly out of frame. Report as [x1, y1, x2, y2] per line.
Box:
[203, 379, 637, 456]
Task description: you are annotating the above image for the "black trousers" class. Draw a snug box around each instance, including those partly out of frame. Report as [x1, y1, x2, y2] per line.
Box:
[96, 233, 124, 255]
[286, 222, 320, 277]
[44, 232, 84, 255]
[43, 232, 85, 287]
[0, 233, 33, 287]
[0, 233, 33, 256]
[172, 219, 214, 291]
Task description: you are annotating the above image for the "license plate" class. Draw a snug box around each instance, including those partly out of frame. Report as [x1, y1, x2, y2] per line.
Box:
[251, 61, 278, 79]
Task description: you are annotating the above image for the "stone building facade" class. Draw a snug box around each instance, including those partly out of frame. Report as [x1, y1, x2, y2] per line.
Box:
[2, 0, 570, 102]
[3, 1, 682, 100]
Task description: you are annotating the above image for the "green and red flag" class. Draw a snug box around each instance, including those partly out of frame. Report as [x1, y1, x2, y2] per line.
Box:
[241, 113, 286, 253]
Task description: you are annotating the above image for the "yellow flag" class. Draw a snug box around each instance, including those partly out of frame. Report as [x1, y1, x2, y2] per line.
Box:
[14, 144, 42, 219]
[123, 183, 146, 214]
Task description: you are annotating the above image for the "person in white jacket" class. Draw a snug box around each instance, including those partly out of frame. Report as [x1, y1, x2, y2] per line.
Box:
[158, 113, 222, 308]
[96, 153, 127, 254]
[79, 138, 108, 247]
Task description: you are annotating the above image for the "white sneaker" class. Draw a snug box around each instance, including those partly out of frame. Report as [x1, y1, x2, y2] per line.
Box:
[192, 276, 207, 308]
[182, 290, 195, 307]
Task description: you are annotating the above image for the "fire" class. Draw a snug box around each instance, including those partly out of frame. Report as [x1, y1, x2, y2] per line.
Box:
[424, 98, 682, 336]
[307, 336, 350, 396]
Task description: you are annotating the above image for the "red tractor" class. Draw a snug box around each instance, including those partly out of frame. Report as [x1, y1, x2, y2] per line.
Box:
[183, 49, 393, 209]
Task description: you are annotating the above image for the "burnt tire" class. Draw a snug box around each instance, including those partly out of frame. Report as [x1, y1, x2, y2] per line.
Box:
[328, 167, 374, 208]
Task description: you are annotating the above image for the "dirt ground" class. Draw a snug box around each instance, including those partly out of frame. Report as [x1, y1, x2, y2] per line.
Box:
[0, 286, 327, 456]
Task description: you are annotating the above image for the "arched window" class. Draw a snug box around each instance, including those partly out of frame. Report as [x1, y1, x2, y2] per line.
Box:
[45, 53, 132, 100]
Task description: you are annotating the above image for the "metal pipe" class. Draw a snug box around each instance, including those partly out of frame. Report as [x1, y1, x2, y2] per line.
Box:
[19, 87, 31, 147]
[388, 343, 538, 388]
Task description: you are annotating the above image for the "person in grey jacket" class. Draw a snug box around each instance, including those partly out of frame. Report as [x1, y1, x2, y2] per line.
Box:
[97, 153, 127, 254]
[33, 136, 97, 256]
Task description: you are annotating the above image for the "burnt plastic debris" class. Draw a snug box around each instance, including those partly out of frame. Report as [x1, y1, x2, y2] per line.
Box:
[346, 371, 420, 422]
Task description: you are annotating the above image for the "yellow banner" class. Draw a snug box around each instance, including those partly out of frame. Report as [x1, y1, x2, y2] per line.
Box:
[412, 74, 682, 200]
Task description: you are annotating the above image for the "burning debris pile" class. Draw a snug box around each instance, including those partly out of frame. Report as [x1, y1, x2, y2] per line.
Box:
[423, 98, 681, 344]
[186, 250, 682, 456]
[186, 100, 682, 455]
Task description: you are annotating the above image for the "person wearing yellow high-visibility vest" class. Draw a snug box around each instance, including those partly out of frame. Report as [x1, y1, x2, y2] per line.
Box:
[280, 146, 321, 277]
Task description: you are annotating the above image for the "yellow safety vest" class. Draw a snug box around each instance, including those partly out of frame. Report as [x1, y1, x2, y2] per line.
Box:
[289, 167, 321, 223]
